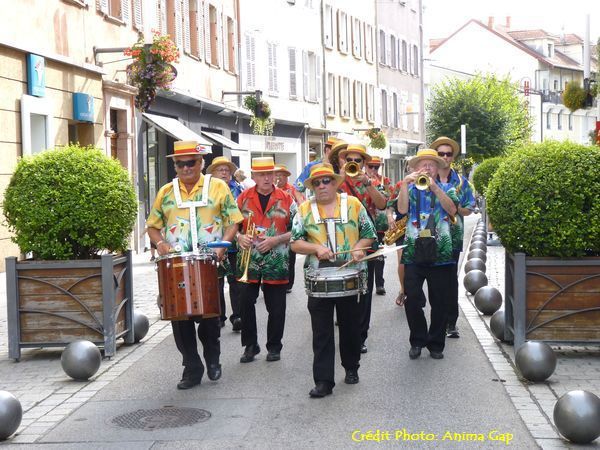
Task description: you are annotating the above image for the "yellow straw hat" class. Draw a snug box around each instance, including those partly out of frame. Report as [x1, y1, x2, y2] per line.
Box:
[167, 140, 209, 158]
[430, 136, 460, 157]
[304, 163, 344, 190]
[251, 156, 276, 172]
[205, 156, 238, 174]
[407, 148, 448, 169]
[338, 144, 372, 163]
[274, 164, 292, 176]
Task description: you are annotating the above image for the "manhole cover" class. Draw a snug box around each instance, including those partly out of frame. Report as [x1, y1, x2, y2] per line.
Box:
[111, 407, 211, 431]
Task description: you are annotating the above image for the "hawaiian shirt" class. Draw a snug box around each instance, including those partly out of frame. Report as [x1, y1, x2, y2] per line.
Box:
[294, 159, 322, 193]
[401, 183, 459, 266]
[291, 194, 377, 275]
[371, 175, 393, 233]
[236, 187, 297, 284]
[338, 177, 378, 249]
[280, 182, 301, 200]
[228, 179, 244, 200]
[439, 169, 476, 252]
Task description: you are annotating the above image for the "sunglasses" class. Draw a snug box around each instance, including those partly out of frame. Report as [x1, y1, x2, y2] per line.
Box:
[175, 159, 198, 168]
[346, 158, 363, 163]
[312, 177, 333, 187]
[437, 152, 453, 157]
[367, 165, 380, 170]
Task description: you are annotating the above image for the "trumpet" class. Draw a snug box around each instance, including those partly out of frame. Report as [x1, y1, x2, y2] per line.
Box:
[415, 174, 431, 191]
[238, 212, 256, 283]
[343, 161, 363, 178]
[383, 216, 408, 246]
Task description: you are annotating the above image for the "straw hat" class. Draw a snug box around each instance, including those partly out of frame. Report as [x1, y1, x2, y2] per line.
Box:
[303, 163, 344, 190]
[325, 136, 341, 148]
[430, 136, 460, 158]
[328, 140, 348, 165]
[205, 156, 238, 174]
[274, 164, 292, 176]
[167, 140, 209, 158]
[369, 156, 383, 166]
[251, 157, 276, 173]
[407, 148, 448, 169]
[338, 144, 372, 163]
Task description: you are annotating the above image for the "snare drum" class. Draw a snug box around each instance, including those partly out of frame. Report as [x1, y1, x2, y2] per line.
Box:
[305, 267, 366, 298]
[156, 252, 220, 320]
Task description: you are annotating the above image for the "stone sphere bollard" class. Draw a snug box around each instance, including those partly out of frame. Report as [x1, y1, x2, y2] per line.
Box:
[463, 269, 488, 294]
[515, 341, 557, 382]
[473, 230, 487, 238]
[464, 258, 486, 273]
[468, 249, 487, 263]
[133, 310, 150, 343]
[474, 286, 502, 315]
[61, 340, 102, 380]
[0, 391, 22, 441]
[471, 237, 487, 246]
[469, 241, 487, 252]
[553, 390, 600, 444]
[490, 310, 505, 341]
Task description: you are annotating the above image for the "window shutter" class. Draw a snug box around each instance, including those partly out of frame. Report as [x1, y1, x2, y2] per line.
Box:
[245, 34, 254, 88]
[121, 0, 130, 23]
[183, 0, 191, 54]
[98, 0, 109, 14]
[215, 10, 222, 67]
[159, 0, 167, 34]
[315, 55, 321, 100]
[288, 48, 297, 98]
[353, 81, 358, 118]
[387, 90, 393, 127]
[273, 44, 278, 93]
[221, 12, 229, 70]
[196, 2, 203, 60]
[230, 19, 238, 73]
[174, 0, 183, 49]
[302, 50, 309, 100]
[203, 2, 211, 63]
[133, 0, 143, 30]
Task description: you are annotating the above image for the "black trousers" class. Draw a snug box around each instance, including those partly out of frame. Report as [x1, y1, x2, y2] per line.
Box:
[308, 295, 361, 387]
[287, 250, 296, 290]
[373, 233, 385, 288]
[359, 259, 376, 345]
[171, 317, 221, 374]
[220, 252, 241, 323]
[447, 249, 462, 329]
[238, 281, 287, 353]
[404, 263, 455, 353]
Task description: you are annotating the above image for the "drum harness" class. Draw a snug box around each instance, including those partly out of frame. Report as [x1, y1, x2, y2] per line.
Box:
[309, 193, 348, 254]
[172, 175, 212, 253]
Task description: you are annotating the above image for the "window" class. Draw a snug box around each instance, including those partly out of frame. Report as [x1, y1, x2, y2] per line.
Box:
[413, 44, 419, 76]
[245, 33, 256, 88]
[401, 40, 408, 71]
[392, 91, 399, 128]
[337, 10, 348, 53]
[557, 111, 562, 130]
[379, 29, 386, 65]
[209, 4, 219, 66]
[352, 17, 362, 59]
[381, 89, 388, 126]
[268, 42, 279, 95]
[20, 94, 53, 156]
[109, 0, 123, 20]
[187, 0, 201, 59]
[546, 110, 551, 129]
[167, 0, 183, 50]
[354, 81, 364, 120]
[553, 80, 559, 91]
[303, 51, 321, 102]
[326, 72, 336, 116]
[289, 48, 297, 98]
[390, 35, 397, 69]
[364, 23, 374, 63]
[366, 84, 375, 122]
[547, 43, 553, 57]
[340, 76, 351, 118]
[568, 112, 573, 130]
[324, 4, 334, 49]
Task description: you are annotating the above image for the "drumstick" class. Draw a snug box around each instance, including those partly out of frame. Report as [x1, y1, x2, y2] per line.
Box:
[333, 246, 371, 255]
[336, 259, 355, 270]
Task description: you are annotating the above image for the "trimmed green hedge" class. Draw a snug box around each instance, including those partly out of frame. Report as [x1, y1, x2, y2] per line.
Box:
[486, 141, 600, 257]
[472, 157, 504, 195]
[3, 145, 138, 260]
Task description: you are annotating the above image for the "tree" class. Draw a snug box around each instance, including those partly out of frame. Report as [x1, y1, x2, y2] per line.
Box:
[426, 74, 532, 160]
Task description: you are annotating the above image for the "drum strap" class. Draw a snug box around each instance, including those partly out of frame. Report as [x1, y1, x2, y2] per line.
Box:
[172, 175, 212, 252]
[310, 193, 348, 252]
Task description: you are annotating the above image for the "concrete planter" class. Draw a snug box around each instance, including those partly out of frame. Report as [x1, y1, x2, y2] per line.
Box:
[504, 251, 600, 349]
[5, 252, 135, 361]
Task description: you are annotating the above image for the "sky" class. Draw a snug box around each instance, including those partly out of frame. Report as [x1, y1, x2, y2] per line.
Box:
[422, 0, 600, 43]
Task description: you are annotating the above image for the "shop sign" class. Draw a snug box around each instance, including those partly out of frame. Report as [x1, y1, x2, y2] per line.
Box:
[73, 93, 94, 122]
[27, 54, 45, 97]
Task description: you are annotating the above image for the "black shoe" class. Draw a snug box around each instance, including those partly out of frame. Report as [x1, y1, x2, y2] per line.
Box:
[207, 363, 222, 381]
[177, 368, 202, 390]
[240, 344, 260, 363]
[232, 317, 242, 332]
[309, 382, 333, 398]
[446, 326, 460, 339]
[344, 369, 359, 384]
[286, 288, 292, 294]
[430, 350, 444, 360]
[409, 346, 422, 360]
[266, 351, 280, 362]
[375, 286, 386, 295]
[219, 320, 226, 328]
[360, 344, 368, 354]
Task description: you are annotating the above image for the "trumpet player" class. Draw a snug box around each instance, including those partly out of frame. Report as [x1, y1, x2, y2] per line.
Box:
[235, 157, 296, 364]
[431, 137, 476, 338]
[337, 144, 387, 354]
[397, 148, 459, 361]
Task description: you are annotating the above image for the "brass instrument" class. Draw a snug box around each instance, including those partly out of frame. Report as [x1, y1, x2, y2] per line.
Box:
[238, 212, 256, 283]
[415, 174, 431, 191]
[383, 216, 408, 246]
[343, 161, 363, 178]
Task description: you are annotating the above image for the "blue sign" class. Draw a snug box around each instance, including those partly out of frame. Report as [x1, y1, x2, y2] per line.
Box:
[73, 93, 94, 122]
[26, 54, 45, 97]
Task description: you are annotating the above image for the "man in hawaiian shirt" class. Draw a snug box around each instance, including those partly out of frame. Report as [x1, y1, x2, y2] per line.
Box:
[397, 148, 458, 361]
[431, 137, 476, 339]
[295, 136, 341, 193]
[147, 141, 243, 390]
[291, 163, 376, 398]
[236, 157, 297, 363]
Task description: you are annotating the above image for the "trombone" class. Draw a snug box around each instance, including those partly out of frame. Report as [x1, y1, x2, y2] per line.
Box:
[238, 212, 256, 283]
[343, 161, 364, 178]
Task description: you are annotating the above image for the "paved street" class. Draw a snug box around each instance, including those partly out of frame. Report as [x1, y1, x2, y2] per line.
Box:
[0, 215, 598, 448]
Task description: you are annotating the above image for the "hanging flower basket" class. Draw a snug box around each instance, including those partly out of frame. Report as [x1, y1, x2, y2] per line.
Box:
[124, 31, 180, 112]
[243, 95, 275, 136]
[366, 128, 387, 149]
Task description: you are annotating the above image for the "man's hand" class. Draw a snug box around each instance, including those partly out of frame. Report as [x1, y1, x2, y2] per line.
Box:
[387, 214, 397, 230]
[237, 233, 252, 250]
[156, 241, 172, 256]
[214, 247, 227, 262]
[255, 236, 278, 254]
[350, 247, 366, 262]
[315, 245, 334, 261]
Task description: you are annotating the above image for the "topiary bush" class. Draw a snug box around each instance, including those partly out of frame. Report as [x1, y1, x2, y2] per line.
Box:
[3, 145, 137, 260]
[486, 141, 600, 257]
[472, 157, 504, 195]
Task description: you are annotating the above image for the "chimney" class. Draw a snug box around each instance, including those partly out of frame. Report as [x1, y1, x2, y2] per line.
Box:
[505, 16, 511, 30]
[488, 16, 494, 29]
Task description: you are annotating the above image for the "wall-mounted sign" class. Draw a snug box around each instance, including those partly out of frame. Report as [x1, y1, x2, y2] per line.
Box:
[73, 93, 94, 122]
[26, 54, 45, 97]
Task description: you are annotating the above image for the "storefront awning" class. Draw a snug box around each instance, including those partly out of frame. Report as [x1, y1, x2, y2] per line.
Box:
[200, 131, 246, 151]
[142, 113, 212, 151]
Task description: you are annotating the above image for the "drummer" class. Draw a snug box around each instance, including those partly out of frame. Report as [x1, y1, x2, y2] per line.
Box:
[147, 140, 243, 390]
[290, 163, 376, 398]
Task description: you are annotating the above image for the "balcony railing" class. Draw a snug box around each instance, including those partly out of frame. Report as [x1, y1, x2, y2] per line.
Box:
[541, 91, 562, 104]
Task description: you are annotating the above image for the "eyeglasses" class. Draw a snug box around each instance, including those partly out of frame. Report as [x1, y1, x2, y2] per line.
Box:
[367, 165, 380, 170]
[346, 158, 363, 163]
[312, 177, 333, 187]
[175, 159, 198, 168]
[437, 152, 453, 157]
[214, 167, 231, 173]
